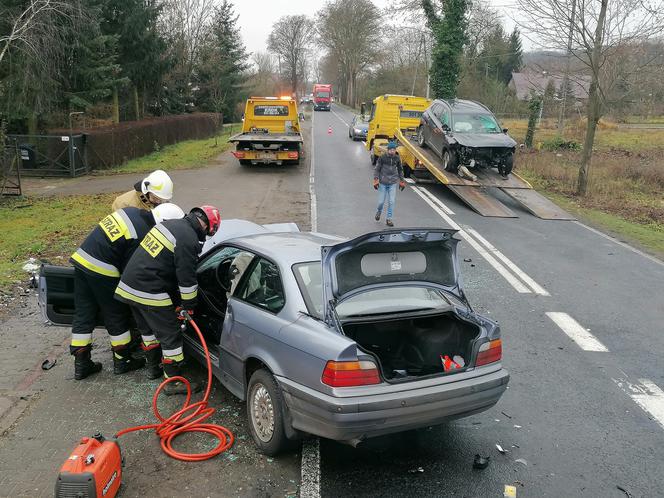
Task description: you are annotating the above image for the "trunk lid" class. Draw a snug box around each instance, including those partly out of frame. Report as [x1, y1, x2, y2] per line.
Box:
[321, 229, 464, 327]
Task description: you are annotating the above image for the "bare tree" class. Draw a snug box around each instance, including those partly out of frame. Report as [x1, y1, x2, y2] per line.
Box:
[317, 0, 382, 106]
[160, 0, 216, 82]
[0, 0, 75, 65]
[268, 15, 315, 97]
[515, 0, 664, 195]
[250, 52, 280, 96]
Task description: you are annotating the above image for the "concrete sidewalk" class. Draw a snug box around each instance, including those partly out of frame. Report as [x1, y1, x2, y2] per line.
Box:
[0, 121, 312, 497]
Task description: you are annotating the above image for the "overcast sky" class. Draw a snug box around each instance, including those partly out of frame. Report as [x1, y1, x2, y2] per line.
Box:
[230, 0, 520, 58]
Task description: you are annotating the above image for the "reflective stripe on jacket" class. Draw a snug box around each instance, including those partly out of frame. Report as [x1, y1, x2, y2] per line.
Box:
[70, 207, 155, 278]
[115, 214, 205, 309]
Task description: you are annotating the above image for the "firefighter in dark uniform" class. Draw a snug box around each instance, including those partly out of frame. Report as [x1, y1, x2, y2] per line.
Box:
[70, 203, 185, 380]
[115, 205, 221, 396]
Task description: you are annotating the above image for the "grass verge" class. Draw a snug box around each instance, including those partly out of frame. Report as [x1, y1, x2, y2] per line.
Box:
[97, 123, 240, 175]
[0, 194, 117, 291]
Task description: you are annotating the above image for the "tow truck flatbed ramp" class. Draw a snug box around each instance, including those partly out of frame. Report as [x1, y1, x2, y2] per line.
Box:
[499, 188, 576, 220]
[398, 131, 573, 220]
[446, 185, 517, 217]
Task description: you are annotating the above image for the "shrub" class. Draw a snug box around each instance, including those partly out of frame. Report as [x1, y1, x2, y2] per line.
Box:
[541, 136, 581, 151]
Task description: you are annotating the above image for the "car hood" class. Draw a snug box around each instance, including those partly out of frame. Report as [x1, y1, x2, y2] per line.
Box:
[452, 133, 516, 148]
[321, 229, 465, 326]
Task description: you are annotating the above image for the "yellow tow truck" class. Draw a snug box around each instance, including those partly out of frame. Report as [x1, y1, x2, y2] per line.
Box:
[230, 97, 303, 166]
[366, 94, 573, 219]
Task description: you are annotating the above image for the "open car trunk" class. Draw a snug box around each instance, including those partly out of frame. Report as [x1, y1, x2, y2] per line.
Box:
[342, 311, 481, 381]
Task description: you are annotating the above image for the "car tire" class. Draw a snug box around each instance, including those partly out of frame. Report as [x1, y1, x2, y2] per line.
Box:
[247, 368, 293, 456]
[502, 153, 514, 176]
[370, 152, 377, 165]
[417, 126, 427, 148]
[442, 149, 458, 173]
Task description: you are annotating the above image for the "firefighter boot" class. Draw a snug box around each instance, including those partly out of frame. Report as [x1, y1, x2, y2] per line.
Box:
[74, 349, 102, 380]
[144, 347, 163, 380]
[113, 347, 146, 375]
[162, 360, 202, 396]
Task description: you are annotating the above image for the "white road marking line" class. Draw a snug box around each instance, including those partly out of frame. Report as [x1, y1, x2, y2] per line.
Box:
[412, 186, 531, 293]
[574, 221, 664, 268]
[310, 108, 317, 232]
[465, 227, 549, 296]
[331, 108, 349, 127]
[419, 187, 455, 215]
[546, 312, 609, 352]
[362, 141, 367, 146]
[612, 376, 664, 431]
[300, 438, 321, 498]
[404, 178, 415, 184]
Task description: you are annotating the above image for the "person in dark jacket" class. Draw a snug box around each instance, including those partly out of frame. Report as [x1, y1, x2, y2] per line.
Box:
[70, 203, 185, 380]
[373, 141, 406, 226]
[115, 205, 221, 395]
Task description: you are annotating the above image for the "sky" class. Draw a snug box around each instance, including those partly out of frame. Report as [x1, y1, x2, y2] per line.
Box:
[230, 0, 520, 59]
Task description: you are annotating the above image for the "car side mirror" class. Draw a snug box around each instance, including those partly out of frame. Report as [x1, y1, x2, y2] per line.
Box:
[503, 128, 509, 134]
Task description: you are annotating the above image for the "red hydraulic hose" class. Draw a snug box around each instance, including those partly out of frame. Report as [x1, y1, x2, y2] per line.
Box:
[115, 313, 234, 461]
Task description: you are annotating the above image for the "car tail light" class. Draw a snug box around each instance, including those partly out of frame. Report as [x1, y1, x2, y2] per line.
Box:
[476, 339, 502, 366]
[321, 360, 381, 387]
[232, 151, 245, 158]
[287, 151, 299, 159]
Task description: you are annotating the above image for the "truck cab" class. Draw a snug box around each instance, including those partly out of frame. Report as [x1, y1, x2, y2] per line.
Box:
[365, 94, 431, 165]
[313, 84, 332, 111]
[229, 97, 303, 166]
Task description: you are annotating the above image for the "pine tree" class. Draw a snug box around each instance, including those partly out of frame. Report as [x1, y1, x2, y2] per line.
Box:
[99, 0, 169, 120]
[503, 28, 523, 84]
[195, 0, 249, 118]
[423, 0, 469, 99]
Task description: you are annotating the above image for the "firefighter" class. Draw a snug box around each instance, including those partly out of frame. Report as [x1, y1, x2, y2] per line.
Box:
[70, 203, 185, 380]
[114, 205, 221, 396]
[112, 169, 174, 211]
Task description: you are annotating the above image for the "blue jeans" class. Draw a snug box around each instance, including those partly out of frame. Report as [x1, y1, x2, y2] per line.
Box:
[376, 183, 397, 219]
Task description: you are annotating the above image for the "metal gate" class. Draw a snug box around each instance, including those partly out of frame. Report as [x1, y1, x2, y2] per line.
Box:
[1, 139, 22, 196]
[7, 134, 88, 177]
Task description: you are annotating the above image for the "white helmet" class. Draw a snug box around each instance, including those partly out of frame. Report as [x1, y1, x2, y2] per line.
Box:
[152, 203, 184, 224]
[141, 170, 173, 201]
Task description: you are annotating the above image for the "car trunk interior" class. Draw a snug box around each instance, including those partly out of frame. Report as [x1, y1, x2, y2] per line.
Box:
[342, 312, 481, 381]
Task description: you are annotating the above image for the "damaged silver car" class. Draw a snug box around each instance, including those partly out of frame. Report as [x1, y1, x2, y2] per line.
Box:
[40, 221, 509, 455]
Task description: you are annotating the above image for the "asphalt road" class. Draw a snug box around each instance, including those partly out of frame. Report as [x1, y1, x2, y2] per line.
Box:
[310, 104, 664, 498]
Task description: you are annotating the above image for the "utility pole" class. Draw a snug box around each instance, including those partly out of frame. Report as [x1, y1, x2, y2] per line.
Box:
[558, 0, 577, 136]
[411, 34, 424, 96]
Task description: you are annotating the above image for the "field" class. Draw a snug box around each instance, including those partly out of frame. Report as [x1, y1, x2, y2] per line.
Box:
[506, 118, 664, 255]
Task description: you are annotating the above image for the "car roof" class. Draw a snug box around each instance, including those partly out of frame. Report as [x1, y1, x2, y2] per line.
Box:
[226, 231, 345, 266]
[435, 99, 491, 113]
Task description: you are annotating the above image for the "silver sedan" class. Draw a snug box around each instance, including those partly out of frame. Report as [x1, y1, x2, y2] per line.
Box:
[40, 220, 509, 455]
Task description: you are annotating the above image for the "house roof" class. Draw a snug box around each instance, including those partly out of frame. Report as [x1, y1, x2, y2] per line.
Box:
[510, 72, 590, 100]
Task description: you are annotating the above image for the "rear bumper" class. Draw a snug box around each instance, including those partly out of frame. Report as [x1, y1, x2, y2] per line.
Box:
[277, 368, 509, 444]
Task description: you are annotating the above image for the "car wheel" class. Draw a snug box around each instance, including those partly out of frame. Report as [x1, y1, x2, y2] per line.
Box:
[502, 153, 514, 176]
[370, 152, 378, 165]
[443, 149, 458, 173]
[247, 369, 292, 456]
[417, 126, 427, 148]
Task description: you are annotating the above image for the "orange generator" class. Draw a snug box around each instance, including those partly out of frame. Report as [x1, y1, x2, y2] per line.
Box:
[55, 433, 122, 498]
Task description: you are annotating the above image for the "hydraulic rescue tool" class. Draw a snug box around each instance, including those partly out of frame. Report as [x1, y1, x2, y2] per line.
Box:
[55, 311, 233, 498]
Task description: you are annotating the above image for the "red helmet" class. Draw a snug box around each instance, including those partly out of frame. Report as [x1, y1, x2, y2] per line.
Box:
[191, 205, 221, 236]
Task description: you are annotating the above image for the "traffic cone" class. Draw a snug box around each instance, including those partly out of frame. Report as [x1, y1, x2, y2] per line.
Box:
[327, 126, 332, 134]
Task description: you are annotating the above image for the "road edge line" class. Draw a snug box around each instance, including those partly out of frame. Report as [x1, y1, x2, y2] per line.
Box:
[419, 186, 455, 215]
[310, 109, 317, 232]
[411, 186, 531, 293]
[465, 227, 550, 296]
